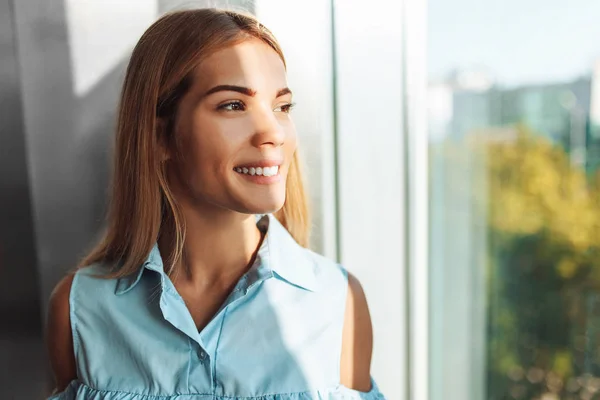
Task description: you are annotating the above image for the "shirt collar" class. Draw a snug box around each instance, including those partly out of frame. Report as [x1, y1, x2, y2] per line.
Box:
[259, 214, 317, 292]
[114, 243, 164, 295]
[115, 213, 317, 295]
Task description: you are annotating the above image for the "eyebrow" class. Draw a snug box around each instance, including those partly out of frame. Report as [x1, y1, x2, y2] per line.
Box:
[203, 85, 292, 98]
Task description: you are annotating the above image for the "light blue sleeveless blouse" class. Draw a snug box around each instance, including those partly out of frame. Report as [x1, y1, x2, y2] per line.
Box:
[49, 214, 385, 399]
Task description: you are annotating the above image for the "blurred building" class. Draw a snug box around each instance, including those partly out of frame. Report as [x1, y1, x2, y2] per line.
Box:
[427, 68, 495, 143]
[588, 60, 600, 173]
[430, 63, 600, 173]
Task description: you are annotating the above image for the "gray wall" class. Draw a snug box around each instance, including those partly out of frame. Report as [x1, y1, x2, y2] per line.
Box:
[0, 0, 47, 397]
[13, 0, 121, 312]
[0, 0, 40, 330]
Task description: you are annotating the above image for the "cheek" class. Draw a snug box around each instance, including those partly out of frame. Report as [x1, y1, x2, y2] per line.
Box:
[285, 124, 298, 154]
[171, 124, 217, 182]
[188, 116, 229, 157]
[185, 117, 250, 176]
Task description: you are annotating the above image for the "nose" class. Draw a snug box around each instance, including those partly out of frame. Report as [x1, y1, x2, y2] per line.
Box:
[250, 105, 286, 148]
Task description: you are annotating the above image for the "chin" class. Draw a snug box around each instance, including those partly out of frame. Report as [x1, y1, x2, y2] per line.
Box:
[235, 194, 286, 215]
[229, 183, 287, 215]
[244, 200, 285, 215]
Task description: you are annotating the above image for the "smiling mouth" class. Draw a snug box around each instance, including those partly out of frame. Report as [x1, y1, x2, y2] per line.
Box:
[234, 165, 279, 177]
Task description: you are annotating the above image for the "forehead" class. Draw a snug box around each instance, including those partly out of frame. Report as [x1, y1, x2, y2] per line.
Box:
[193, 38, 287, 93]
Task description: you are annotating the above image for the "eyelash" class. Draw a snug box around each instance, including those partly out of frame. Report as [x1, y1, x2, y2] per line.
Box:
[217, 101, 296, 114]
[277, 102, 296, 113]
[218, 101, 246, 112]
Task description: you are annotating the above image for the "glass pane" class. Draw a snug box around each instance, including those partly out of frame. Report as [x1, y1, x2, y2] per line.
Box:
[428, 1, 600, 399]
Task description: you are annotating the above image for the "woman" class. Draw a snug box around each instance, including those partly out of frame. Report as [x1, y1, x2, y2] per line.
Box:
[47, 8, 385, 400]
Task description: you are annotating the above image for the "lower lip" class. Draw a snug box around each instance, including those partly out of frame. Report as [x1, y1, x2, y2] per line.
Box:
[235, 170, 282, 185]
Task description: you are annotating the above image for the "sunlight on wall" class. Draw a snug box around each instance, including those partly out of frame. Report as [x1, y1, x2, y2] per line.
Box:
[65, 0, 158, 96]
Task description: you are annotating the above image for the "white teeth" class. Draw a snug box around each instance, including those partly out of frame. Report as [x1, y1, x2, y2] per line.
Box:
[263, 166, 278, 176]
[235, 165, 280, 176]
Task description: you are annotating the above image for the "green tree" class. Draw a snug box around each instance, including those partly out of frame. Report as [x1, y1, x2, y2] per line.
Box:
[486, 125, 600, 399]
[434, 124, 600, 398]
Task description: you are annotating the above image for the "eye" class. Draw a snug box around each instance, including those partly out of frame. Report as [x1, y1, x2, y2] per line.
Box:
[218, 101, 246, 112]
[274, 102, 296, 114]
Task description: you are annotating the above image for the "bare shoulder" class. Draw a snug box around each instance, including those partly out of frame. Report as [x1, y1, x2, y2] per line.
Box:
[46, 273, 77, 393]
[340, 271, 373, 392]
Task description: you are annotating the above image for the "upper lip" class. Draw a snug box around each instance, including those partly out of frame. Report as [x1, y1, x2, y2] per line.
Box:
[234, 159, 283, 169]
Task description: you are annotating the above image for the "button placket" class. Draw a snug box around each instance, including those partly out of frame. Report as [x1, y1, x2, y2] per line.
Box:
[195, 343, 211, 366]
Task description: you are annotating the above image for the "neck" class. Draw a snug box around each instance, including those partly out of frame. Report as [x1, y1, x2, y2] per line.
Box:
[159, 200, 264, 290]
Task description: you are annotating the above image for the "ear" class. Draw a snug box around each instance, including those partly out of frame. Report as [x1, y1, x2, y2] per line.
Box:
[156, 118, 172, 162]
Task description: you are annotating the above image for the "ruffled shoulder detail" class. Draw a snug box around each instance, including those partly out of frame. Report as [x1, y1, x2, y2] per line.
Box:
[326, 378, 386, 399]
[47, 379, 385, 400]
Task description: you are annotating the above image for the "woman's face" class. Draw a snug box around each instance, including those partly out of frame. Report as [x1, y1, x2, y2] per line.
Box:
[167, 38, 297, 215]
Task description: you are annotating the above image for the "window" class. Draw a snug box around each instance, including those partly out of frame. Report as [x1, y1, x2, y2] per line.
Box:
[428, 1, 600, 399]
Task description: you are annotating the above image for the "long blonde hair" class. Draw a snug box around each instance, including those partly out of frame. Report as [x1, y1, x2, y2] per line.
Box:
[80, 9, 310, 277]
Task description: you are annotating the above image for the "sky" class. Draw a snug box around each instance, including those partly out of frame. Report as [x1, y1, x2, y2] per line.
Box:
[428, 0, 600, 87]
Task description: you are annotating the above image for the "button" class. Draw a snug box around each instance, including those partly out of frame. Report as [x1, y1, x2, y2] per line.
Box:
[199, 351, 206, 359]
